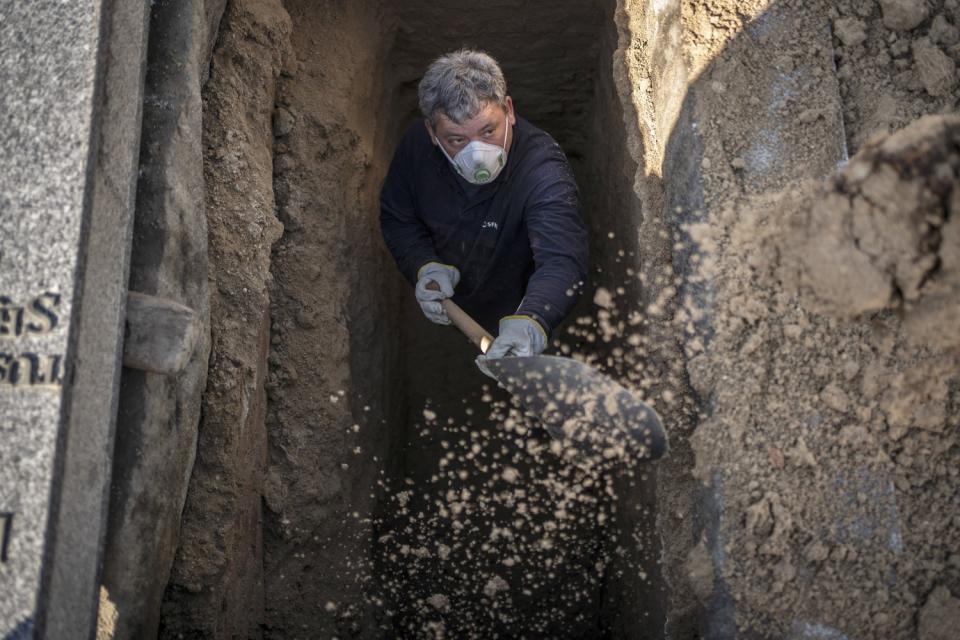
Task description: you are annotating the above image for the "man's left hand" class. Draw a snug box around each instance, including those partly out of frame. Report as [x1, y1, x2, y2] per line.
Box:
[482, 315, 548, 359]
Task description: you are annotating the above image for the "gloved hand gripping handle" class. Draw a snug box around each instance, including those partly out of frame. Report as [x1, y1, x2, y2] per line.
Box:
[426, 281, 494, 353]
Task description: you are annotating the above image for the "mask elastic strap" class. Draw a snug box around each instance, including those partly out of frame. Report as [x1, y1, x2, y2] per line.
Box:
[433, 135, 464, 176]
[433, 136, 454, 163]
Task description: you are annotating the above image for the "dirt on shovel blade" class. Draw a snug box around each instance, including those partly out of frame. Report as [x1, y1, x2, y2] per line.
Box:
[484, 355, 668, 462]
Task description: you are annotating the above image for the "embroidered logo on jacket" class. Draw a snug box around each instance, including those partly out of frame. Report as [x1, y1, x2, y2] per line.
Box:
[481, 221, 499, 230]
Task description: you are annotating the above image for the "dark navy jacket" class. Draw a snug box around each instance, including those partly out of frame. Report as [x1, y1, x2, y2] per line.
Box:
[379, 116, 588, 335]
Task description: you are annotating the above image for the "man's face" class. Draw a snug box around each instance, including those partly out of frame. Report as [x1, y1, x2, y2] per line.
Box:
[426, 97, 516, 158]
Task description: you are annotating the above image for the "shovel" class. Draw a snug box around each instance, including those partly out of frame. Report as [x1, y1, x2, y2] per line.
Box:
[436, 293, 668, 462]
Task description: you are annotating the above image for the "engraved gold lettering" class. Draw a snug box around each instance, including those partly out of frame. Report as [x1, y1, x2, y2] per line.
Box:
[26, 292, 61, 333]
[0, 512, 13, 562]
[0, 296, 23, 337]
[0, 353, 63, 387]
[0, 293, 62, 337]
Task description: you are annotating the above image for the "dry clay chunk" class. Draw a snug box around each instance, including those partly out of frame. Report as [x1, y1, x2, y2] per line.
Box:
[918, 586, 960, 640]
[834, 17, 867, 46]
[930, 15, 960, 46]
[880, 0, 929, 31]
[913, 38, 957, 96]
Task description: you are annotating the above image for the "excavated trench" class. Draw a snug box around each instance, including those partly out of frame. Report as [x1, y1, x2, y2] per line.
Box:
[258, 0, 664, 637]
[135, 1, 960, 638]
[371, 3, 664, 638]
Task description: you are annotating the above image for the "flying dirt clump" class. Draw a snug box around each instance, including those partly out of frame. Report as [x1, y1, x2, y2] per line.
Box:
[784, 114, 960, 350]
[879, 0, 930, 31]
[918, 585, 960, 640]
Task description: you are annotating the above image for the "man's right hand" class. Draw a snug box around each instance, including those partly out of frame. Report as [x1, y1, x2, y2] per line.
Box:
[415, 262, 460, 324]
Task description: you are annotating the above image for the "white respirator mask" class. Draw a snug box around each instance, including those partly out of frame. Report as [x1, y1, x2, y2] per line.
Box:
[435, 120, 509, 185]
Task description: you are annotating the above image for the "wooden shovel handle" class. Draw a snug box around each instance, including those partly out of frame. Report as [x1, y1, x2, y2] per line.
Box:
[442, 299, 494, 354]
[426, 281, 494, 353]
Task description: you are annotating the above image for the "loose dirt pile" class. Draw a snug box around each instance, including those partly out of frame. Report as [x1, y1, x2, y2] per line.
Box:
[830, 0, 959, 152]
[686, 115, 960, 638]
[788, 115, 960, 346]
[631, 1, 960, 636]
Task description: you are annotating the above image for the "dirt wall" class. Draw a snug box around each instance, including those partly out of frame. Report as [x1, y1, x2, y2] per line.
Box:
[142, 1, 405, 637]
[614, 0, 960, 637]
[611, 0, 707, 635]
[260, 1, 403, 636]
[159, 1, 291, 637]
[576, 1, 668, 634]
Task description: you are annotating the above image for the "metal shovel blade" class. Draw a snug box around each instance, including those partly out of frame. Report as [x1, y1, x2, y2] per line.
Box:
[484, 355, 668, 462]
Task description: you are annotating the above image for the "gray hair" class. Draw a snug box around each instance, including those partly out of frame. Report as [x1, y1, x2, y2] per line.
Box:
[418, 49, 507, 125]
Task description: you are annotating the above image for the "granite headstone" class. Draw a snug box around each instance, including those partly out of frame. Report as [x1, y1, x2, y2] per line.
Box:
[0, 1, 149, 637]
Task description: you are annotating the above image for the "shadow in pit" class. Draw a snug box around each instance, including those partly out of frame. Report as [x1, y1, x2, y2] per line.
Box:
[372, 295, 616, 638]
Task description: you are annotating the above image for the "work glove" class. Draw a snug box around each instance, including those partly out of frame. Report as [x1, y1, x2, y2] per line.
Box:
[476, 315, 548, 376]
[415, 262, 460, 325]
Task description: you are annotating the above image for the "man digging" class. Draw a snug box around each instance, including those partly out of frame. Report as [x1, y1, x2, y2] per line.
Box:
[380, 49, 588, 367]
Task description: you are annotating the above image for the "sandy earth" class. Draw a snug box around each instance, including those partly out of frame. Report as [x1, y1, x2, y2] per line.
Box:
[686, 114, 960, 638]
[617, 0, 959, 637]
[160, 1, 289, 637]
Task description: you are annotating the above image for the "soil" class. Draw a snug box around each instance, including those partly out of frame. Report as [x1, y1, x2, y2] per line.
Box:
[260, 1, 401, 637]
[685, 115, 960, 637]
[160, 1, 289, 637]
[619, 0, 959, 637]
[831, 0, 959, 152]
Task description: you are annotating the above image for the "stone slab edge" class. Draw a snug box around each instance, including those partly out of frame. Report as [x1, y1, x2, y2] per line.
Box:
[42, 1, 150, 638]
[0, 0, 148, 637]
